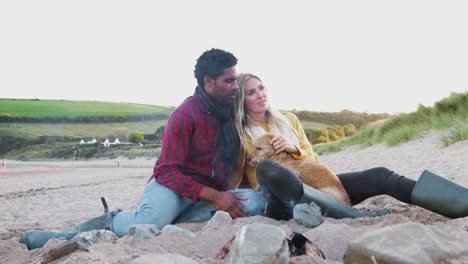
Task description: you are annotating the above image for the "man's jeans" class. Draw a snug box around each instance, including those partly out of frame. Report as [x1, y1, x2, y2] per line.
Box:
[112, 180, 265, 237]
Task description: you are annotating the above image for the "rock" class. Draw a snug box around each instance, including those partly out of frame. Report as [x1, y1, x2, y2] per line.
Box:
[344, 222, 468, 264]
[206, 211, 232, 227]
[70, 230, 118, 247]
[129, 253, 200, 264]
[229, 223, 289, 264]
[128, 224, 161, 239]
[293, 203, 324, 228]
[161, 225, 196, 238]
[303, 222, 379, 261]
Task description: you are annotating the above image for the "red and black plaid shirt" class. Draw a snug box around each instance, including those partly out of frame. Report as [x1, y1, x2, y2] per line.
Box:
[150, 93, 227, 200]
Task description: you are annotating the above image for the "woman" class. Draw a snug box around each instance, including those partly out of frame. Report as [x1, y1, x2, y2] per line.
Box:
[230, 73, 468, 220]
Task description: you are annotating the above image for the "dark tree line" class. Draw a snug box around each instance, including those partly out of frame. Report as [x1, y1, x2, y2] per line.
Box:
[0, 113, 169, 123]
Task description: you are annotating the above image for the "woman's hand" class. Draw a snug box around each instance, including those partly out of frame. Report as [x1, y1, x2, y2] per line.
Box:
[270, 134, 299, 155]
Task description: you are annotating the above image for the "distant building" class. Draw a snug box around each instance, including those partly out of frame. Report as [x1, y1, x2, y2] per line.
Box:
[79, 138, 98, 145]
[80, 137, 123, 146]
[103, 138, 121, 147]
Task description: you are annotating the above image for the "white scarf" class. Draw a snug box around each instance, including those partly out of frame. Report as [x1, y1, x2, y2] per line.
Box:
[247, 123, 299, 147]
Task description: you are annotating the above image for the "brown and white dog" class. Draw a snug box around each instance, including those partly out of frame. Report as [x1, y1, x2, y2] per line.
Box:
[247, 133, 351, 205]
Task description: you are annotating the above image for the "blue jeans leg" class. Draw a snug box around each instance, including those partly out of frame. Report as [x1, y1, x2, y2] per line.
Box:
[173, 188, 265, 223]
[112, 181, 196, 237]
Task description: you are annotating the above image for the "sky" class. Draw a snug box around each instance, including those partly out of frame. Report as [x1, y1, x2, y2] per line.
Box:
[1, 0, 467, 114]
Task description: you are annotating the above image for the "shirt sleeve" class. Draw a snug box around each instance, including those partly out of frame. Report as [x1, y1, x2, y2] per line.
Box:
[153, 107, 204, 200]
[285, 112, 320, 161]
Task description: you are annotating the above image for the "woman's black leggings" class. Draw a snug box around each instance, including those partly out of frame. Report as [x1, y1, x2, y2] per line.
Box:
[337, 167, 416, 205]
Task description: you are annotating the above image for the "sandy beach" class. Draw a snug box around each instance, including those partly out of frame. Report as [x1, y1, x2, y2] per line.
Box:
[0, 129, 467, 263]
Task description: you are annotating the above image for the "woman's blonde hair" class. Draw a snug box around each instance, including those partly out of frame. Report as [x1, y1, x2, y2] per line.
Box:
[234, 73, 300, 151]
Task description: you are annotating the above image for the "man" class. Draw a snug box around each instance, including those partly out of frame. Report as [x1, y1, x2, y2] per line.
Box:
[151, 48, 256, 219]
[19, 48, 265, 249]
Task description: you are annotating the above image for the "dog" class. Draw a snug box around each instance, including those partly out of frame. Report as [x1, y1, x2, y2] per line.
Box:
[247, 132, 351, 206]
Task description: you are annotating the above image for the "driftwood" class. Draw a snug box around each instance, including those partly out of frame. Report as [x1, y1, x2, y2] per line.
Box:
[42, 241, 89, 264]
[215, 235, 236, 260]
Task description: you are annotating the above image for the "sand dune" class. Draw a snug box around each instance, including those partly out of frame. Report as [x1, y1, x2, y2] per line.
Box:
[0, 130, 466, 263]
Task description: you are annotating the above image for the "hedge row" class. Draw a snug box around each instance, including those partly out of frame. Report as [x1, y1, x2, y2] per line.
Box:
[0, 113, 169, 123]
[305, 124, 357, 145]
[0, 136, 80, 154]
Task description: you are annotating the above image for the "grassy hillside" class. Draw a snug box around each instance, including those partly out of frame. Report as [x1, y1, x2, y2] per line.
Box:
[314, 91, 468, 155]
[0, 99, 173, 117]
[0, 120, 167, 138]
[9, 93, 464, 160]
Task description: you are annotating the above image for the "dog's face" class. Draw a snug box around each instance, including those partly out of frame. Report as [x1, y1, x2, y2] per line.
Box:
[246, 133, 276, 165]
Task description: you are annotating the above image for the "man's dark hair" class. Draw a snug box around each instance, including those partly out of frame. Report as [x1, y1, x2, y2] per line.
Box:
[194, 48, 238, 87]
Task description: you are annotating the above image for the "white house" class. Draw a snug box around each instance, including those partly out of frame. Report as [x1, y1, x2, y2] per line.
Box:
[80, 138, 119, 146]
[79, 138, 97, 145]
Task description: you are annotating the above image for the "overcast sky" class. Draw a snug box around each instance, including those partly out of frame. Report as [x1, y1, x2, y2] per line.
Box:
[1, 0, 467, 114]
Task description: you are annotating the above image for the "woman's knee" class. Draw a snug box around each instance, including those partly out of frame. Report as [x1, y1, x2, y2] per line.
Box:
[256, 160, 303, 201]
[367, 167, 392, 176]
[370, 167, 403, 184]
[257, 160, 301, 186]
[257, 160, 280, 184]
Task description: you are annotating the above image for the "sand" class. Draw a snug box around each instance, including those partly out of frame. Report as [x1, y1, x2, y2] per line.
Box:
[0, 129, 467, 263]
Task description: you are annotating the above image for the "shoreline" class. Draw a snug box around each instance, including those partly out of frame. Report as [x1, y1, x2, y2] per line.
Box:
[0, 157, 156, 169]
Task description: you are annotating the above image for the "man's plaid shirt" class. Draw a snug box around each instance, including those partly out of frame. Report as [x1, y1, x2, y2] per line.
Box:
[150, 92, 228, 200]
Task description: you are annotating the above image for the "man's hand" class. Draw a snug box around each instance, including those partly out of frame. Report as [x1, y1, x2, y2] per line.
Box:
[199, 186, 249, 219]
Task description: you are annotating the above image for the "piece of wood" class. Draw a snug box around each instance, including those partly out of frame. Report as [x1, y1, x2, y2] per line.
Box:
[42, 241, 89, 264]
[215, 235, 236, 260]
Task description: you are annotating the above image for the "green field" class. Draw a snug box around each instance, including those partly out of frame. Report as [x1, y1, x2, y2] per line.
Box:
[0, 99, 173, 117]
[0, 120, 167, 138]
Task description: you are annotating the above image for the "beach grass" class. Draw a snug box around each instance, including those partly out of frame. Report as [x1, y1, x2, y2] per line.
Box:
[440, 121, 468, 147]
[314, 92, 468, 154]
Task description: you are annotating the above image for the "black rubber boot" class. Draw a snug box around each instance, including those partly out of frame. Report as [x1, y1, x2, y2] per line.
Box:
[301, 184, 389, 219]
[257, 160, 389, 219]
[261, 186, 295, 220]
[411, 170, 468, 218]
[19, 197, 121, 250]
